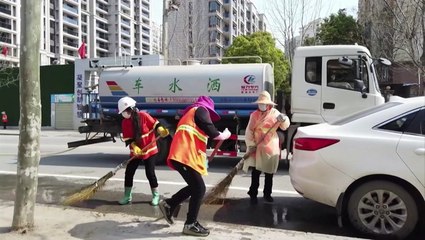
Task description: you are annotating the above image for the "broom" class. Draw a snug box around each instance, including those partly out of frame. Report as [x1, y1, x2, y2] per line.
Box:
[63, 136, 161, 205]
[203, 121, 281, 204]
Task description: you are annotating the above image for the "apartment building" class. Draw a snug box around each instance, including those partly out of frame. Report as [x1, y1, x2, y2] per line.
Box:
[0, 0, 153, 67]
[167, 0, 267, 64]
[150, 20, 161, 54]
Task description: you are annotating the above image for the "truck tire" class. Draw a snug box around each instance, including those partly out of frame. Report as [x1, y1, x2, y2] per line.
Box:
[347, 180, 418, 239]
[78, 126, 92, 133]
[155, 135, 172, 165]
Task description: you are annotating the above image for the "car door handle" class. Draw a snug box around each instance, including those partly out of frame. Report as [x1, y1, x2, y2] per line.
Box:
[414, 148, 425, 156]
[323, 102, 335, 109]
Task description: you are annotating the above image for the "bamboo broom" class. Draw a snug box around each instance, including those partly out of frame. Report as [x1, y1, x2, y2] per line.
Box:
[63, 136, 161, 205]
[203, 121, 281, 204]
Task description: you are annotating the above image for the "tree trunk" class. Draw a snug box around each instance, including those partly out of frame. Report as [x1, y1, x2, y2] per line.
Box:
[12, 0, 42, 232]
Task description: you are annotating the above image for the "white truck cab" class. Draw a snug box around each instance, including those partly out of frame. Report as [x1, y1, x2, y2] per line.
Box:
[291, 45, 388, 124]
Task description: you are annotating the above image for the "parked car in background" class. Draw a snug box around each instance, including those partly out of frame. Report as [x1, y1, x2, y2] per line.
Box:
[289, 96, 425, 239]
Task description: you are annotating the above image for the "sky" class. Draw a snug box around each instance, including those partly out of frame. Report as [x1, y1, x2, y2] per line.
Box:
[151, 0, 359, 32]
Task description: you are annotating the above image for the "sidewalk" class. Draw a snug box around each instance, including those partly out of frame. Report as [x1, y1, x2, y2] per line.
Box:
[0, 200, 358, 240]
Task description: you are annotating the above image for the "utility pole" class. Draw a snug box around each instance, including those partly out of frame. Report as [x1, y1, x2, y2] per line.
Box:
[162, 0, 180, 64]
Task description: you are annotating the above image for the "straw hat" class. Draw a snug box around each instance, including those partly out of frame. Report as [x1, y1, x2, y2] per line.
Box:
[254, 91, 276, 105]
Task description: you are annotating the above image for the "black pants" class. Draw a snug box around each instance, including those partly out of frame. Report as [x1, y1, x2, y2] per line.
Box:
[124, 155, 158, 189]
[166, 160, 206, 224]
[2, 123, 5, 129]
[248, 168, 273, 197]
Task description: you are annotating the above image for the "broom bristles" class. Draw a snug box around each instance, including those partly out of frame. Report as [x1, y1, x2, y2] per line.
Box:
[62, 171, 113, 205]
[203, 163, 240, 204]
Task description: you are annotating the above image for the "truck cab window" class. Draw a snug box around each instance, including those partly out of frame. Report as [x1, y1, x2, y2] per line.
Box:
[327, 59, 369, 92]
[305, 57, 322, 85]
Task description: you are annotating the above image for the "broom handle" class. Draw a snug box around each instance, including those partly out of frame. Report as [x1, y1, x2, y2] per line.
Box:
[241, 120, 281, 162]
[208, 140, 224, 162]
[111, 135, 162, 175]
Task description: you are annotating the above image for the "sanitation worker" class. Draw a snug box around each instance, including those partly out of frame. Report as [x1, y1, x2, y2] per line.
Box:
[117, 96, 170, 206]
[159, 96, 231, 237]
[1, 111, 7, 129]
[243, 91, 290, 204]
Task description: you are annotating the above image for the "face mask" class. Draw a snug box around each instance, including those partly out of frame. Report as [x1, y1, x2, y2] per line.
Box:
[258, 104, 267, 112]
[122, 111, 131, 119]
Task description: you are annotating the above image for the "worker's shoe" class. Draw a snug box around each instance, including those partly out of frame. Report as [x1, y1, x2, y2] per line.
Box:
[159, 200, 174, 224]
[263, 195, 274, 203]
[118, 187, 132, 205]
[173, 203, 182, 218]
[182, 221, 210, 237]
[151, 188, 160, 206]
[247, 191, 258, 205]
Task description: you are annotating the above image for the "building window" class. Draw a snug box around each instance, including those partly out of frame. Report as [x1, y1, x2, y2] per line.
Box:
[209, 16, 218, 27]
[209, 1, 219, 12]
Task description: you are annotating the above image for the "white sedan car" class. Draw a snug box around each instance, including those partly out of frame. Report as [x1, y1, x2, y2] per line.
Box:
[290, 96, 424, 239]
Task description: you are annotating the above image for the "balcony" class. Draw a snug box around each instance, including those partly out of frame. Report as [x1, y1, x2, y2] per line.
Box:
[121, 1, 131, 9]
[63, 4, 78, 15]
[63, 29, 79, 38]
[210, 39, 223, 48]
[142, 28, 150, 35]
[1, 37, 11, 43]
[63, 40, 78, 48]
[121, 20, 130, 26]
[0, 22, 11, 30]
[0, 7, 11, 15]
[121, 38, 131, 46]
[97, 5, 108, 13]
[63, 16, 78, 26]
[97, 42, 109, 50]
[96, 31, 109, 41]
[66, 0, 80, 5]
[121, 28, 130, 36]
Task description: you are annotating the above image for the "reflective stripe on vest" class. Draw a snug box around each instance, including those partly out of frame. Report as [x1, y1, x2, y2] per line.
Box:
[167, 107, 209, 175]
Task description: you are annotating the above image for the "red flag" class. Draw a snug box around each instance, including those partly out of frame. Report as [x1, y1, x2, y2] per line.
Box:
[1, 46, 7, 56]
[78, 41, 86, 59]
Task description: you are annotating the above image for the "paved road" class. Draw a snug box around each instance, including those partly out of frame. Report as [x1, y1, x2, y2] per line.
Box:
[1, 129, 424, 239]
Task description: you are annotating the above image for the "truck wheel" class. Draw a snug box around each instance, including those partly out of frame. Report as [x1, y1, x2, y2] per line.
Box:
[347, 180, 418, 239]
[78, 126, 91, 133]
[155, 136, 171, 165]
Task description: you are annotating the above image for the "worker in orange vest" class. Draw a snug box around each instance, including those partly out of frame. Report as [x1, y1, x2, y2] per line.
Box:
[159, 96, 231, 237]
[1, 111, 7, 129]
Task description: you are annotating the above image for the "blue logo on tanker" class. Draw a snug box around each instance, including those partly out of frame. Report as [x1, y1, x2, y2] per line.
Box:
[243, 75, 256, 84]
[307, 89, 317, 96]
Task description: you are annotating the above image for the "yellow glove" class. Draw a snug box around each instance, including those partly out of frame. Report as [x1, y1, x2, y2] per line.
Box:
[131, 142, 143, 156]
[157, 126, 169, 138]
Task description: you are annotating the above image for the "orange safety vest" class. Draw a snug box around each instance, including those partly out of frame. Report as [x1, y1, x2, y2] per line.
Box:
[167, 107, 209, 175]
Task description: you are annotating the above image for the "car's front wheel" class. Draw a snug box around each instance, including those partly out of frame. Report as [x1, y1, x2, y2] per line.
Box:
[347, 180, 418, 239]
